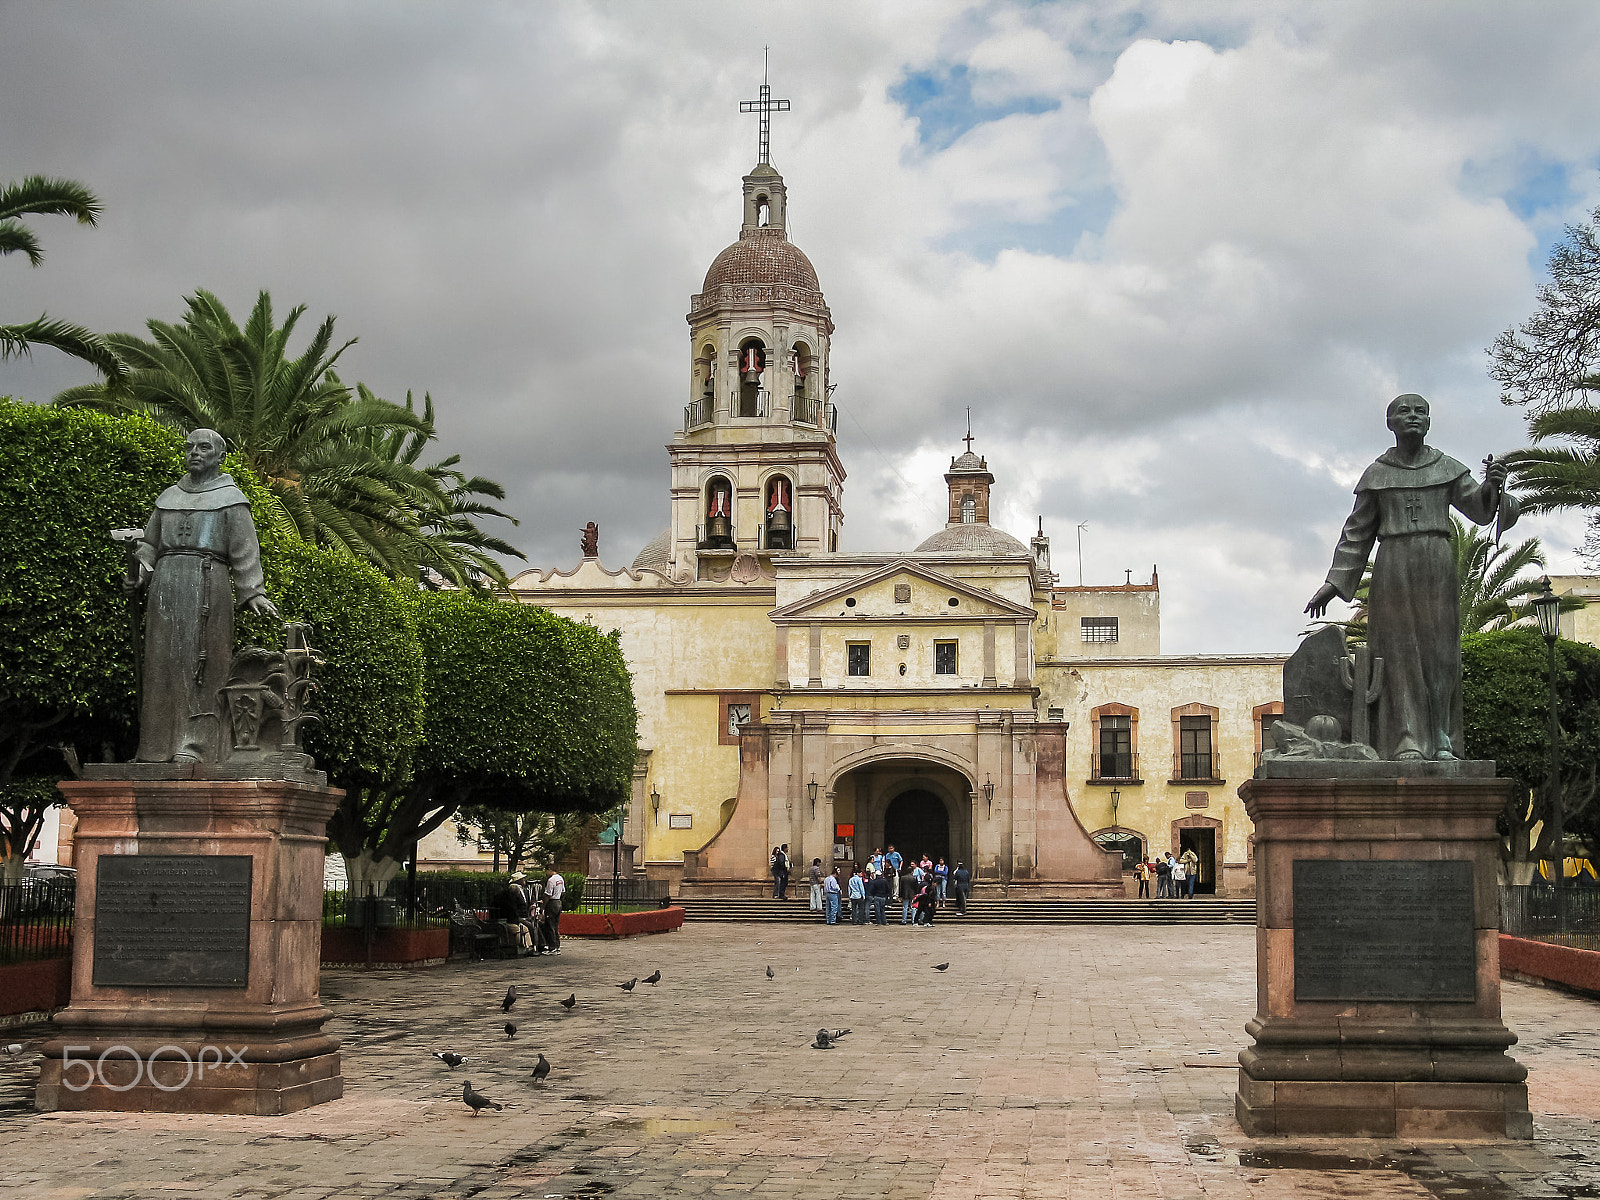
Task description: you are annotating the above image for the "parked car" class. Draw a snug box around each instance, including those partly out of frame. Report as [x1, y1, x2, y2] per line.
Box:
[18, 863, 76, 916]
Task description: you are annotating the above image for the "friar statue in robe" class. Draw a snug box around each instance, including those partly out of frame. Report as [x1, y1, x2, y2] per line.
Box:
[1305, 394, 1517, 761]
[125, 428, 279, 763]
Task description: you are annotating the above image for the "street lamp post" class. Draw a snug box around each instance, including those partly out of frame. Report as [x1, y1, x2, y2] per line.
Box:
[1532, 578, 1564, 891]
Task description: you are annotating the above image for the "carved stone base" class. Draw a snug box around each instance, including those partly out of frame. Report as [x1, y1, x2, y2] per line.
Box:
[1235, 774, 1531, 1140]
[37, 777, 343, 1115]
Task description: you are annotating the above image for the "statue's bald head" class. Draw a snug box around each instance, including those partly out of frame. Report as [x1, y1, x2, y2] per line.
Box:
[185, 429, 227, 474]
[1386, 394, 1429, 422]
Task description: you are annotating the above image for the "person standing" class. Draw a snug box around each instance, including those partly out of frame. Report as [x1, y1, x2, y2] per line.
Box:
[848, 869, 867, 925]
[900, 863, 918, 924]
[544, 869, 566, 953]
[886, 845, 903, 899]
[808, 858, 824, 912]
[823, 868, 842, 924]
[1170, 854, 1186, 900]
[934, 857, 949, 900]
[869, 868, 889, 925]
[1155, 854, 1171, 899]
[777, 844, 791, 900]
[1136, 857, 1151, 900]
[952, 861, 971, 915]
[913, 879, 937, 926]
[1179, 846, 1199, 898]
[770, 847, 783, 899]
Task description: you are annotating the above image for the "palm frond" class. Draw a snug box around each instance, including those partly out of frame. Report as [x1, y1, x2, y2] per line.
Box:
[0, 175, 101, 225]
[0, 315, 126, 379]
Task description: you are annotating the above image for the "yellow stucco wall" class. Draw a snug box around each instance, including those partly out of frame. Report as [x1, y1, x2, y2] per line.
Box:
[1038, 586, 1161, 658]
[1037, 656, 1285, 867]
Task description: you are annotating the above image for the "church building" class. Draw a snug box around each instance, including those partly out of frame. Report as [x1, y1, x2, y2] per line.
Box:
[507, 121, 1286, 897]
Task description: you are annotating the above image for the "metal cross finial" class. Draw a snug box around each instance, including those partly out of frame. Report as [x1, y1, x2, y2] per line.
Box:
[739, 50, 790, 165]
[963, 407, 975, 452]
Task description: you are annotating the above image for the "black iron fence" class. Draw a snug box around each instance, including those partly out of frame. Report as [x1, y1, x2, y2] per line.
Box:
[1501, 884, 1600, 950]
[574, 877, 672, 913]
[0, 880, 75, 964]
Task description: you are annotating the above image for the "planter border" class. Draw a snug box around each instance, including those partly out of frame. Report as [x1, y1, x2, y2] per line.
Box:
[1499, 933, 1600, 999]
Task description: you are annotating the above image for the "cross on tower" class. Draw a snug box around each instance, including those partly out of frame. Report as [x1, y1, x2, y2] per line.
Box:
[963, 407, 975, 452]
[739, 50, 790, 165]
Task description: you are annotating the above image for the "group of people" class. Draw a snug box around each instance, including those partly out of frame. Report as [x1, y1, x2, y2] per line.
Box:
[1135, 849, 1200, 899]
[803, 845, 972, 927]
[490, 869, 567, 956]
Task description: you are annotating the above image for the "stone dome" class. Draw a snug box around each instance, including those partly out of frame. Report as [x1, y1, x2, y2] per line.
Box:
[702, 228, 820, 293]
[630, 528, 671, 573]
[950, 451, 986, 471]
[913, 524, 1030, 556]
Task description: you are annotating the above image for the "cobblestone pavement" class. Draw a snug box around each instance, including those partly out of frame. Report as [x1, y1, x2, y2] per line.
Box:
[3, 923, 1599, 1199]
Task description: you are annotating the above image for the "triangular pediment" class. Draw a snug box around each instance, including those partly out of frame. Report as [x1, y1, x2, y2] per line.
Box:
[770, 559, 1035, 621]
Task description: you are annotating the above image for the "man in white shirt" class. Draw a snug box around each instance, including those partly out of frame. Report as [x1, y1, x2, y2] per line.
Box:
[1169, 855, 1187, 900]
[544, 871, 566, 953]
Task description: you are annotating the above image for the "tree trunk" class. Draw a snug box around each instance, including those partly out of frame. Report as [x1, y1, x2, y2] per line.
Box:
[343, 851, 401, 896]
[2, 851, 26, 886]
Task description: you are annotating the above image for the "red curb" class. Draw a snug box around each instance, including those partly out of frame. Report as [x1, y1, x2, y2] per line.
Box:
[559, 906, 686, 939]
[1499, 933, 1600, 998]
[0, 956, 72, 1017]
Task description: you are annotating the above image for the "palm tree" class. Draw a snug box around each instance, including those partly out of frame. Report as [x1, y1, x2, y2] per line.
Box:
[52, 289, 516, 582]
[1503, 405, 1600, 562]
[0, 175, 124, 379]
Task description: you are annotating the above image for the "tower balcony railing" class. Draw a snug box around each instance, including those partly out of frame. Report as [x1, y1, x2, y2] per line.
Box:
[684, 398, 712, 430]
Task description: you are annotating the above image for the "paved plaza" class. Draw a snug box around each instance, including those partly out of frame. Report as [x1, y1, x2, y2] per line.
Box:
[3, 922, 1599, 1199]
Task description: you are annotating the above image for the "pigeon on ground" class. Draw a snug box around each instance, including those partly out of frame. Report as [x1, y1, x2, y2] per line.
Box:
[643, 970, 662, 985]
[502, 985, 517, 1012]
[559, 993, 576, 1010]
[932, 963, 950, 971]
[504, 1022, 517, 1040]
[532, 1053, 551, 1083]
[433, 1051, 467, 1069]
[462, 1081, 502, 1115]
[2, 1044, 22, 1058]
[766, 965, 775, 978]
[618, 978, 637, 992]
[811, 1029, 835, 1050]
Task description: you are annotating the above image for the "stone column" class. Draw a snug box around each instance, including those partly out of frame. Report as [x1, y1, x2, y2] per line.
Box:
[38, 778, 344, 1116]
[1236, 766, 1530, 1139]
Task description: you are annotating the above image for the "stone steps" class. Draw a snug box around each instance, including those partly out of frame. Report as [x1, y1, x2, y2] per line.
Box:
[674, 896, 1257, 925]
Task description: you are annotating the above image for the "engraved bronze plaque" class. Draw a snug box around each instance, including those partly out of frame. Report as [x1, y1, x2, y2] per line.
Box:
[1293, 859, 1475, 1002]
[93, 855, 252, 988]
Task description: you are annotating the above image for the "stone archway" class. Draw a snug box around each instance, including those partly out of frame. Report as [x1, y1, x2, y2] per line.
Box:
[833, 757, 972, 872]
[884, 789, 949, 864]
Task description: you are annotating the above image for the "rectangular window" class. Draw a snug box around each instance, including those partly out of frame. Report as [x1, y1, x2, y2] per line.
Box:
[934, 640, 958, 675]
[1081, 616, 1118, 643]
[1099, 715, 1132, 779]
[1180, 715, 1214, 779]
[847, 642, 871, 676]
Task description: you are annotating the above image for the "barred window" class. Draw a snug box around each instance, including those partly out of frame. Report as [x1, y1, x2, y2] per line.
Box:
[1099, 716, 1132, 779]
[934, 640, 958, 675]
[1180, 716, 1213, 779]
[847, 643, 871, 677]
[1081, 616, 1118, 643]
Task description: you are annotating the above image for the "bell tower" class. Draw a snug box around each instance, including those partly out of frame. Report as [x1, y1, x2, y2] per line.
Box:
[665, 75, 845, 579]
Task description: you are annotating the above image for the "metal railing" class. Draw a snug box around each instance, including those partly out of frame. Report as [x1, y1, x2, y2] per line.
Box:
[0, 879, 75, 964]
[1500, 883, 1600, 950]
[573, 877, 672, 913]
[1174, 751, 1222, 781]
[1090, 752, 1140, 783]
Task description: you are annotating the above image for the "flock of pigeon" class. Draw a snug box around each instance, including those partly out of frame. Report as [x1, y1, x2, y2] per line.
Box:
[433, 959, 953, 1115]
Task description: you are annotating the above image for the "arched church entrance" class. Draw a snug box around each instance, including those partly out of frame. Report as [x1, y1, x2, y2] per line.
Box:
[884, 789, 949, 864]
[828, 757, 971, 873]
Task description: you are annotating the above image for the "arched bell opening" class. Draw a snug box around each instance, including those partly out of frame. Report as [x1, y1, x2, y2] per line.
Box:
[764, 474, 794, 551]
[755, 192, 771, 227]
[693, 342, 716, 424]
[701, 475, 735, 549]
[737, 338, 766, 418]
[790, 340, 813, 423]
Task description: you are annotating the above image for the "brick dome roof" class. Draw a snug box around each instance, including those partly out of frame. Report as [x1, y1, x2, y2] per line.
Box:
[630, 528, 672, 573]
[914, 524, 1030, 556]
[702, 227, 820, 293]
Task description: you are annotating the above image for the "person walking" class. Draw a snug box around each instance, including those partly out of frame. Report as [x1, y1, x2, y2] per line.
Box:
[1180, 846, 1199, 898]
[934, 857, 949, 900]
[952, 861, 971, 915]
[848, 869, 867, 925]
[869, 868, 889, 925]
[544, 869, 565, 953]
[900, 862, 918, 924]
[808, 858, 824, 912]
[823, 868, 841, 925]
[1155, 854, 1171, 899]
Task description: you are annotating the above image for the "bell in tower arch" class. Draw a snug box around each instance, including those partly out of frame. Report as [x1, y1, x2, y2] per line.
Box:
[705, 478, 734, 549]
[765, 476, 792, 550]
[740, 344, 765, 384]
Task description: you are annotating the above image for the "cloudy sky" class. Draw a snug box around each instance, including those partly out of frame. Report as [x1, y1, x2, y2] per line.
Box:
[4, 1, 1598, 653]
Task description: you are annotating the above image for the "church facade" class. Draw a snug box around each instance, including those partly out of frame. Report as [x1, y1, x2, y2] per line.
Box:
[509, 153, 1286, 897]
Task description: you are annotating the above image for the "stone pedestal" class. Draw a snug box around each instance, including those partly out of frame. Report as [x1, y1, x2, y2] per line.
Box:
[1236, 768, 1531, 1139]
[37, 778, 344, 1116]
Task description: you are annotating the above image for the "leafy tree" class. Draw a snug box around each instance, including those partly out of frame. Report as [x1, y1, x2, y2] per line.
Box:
[1489, 196, 1600, 416]
[452, 808, 588, 875]
[0, 176, 124, 380]
[53, 289, 519, 585]
[331, 594, 639, 895]
[0, 400, 185, 881]
[1462, 629, 1600, 876]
